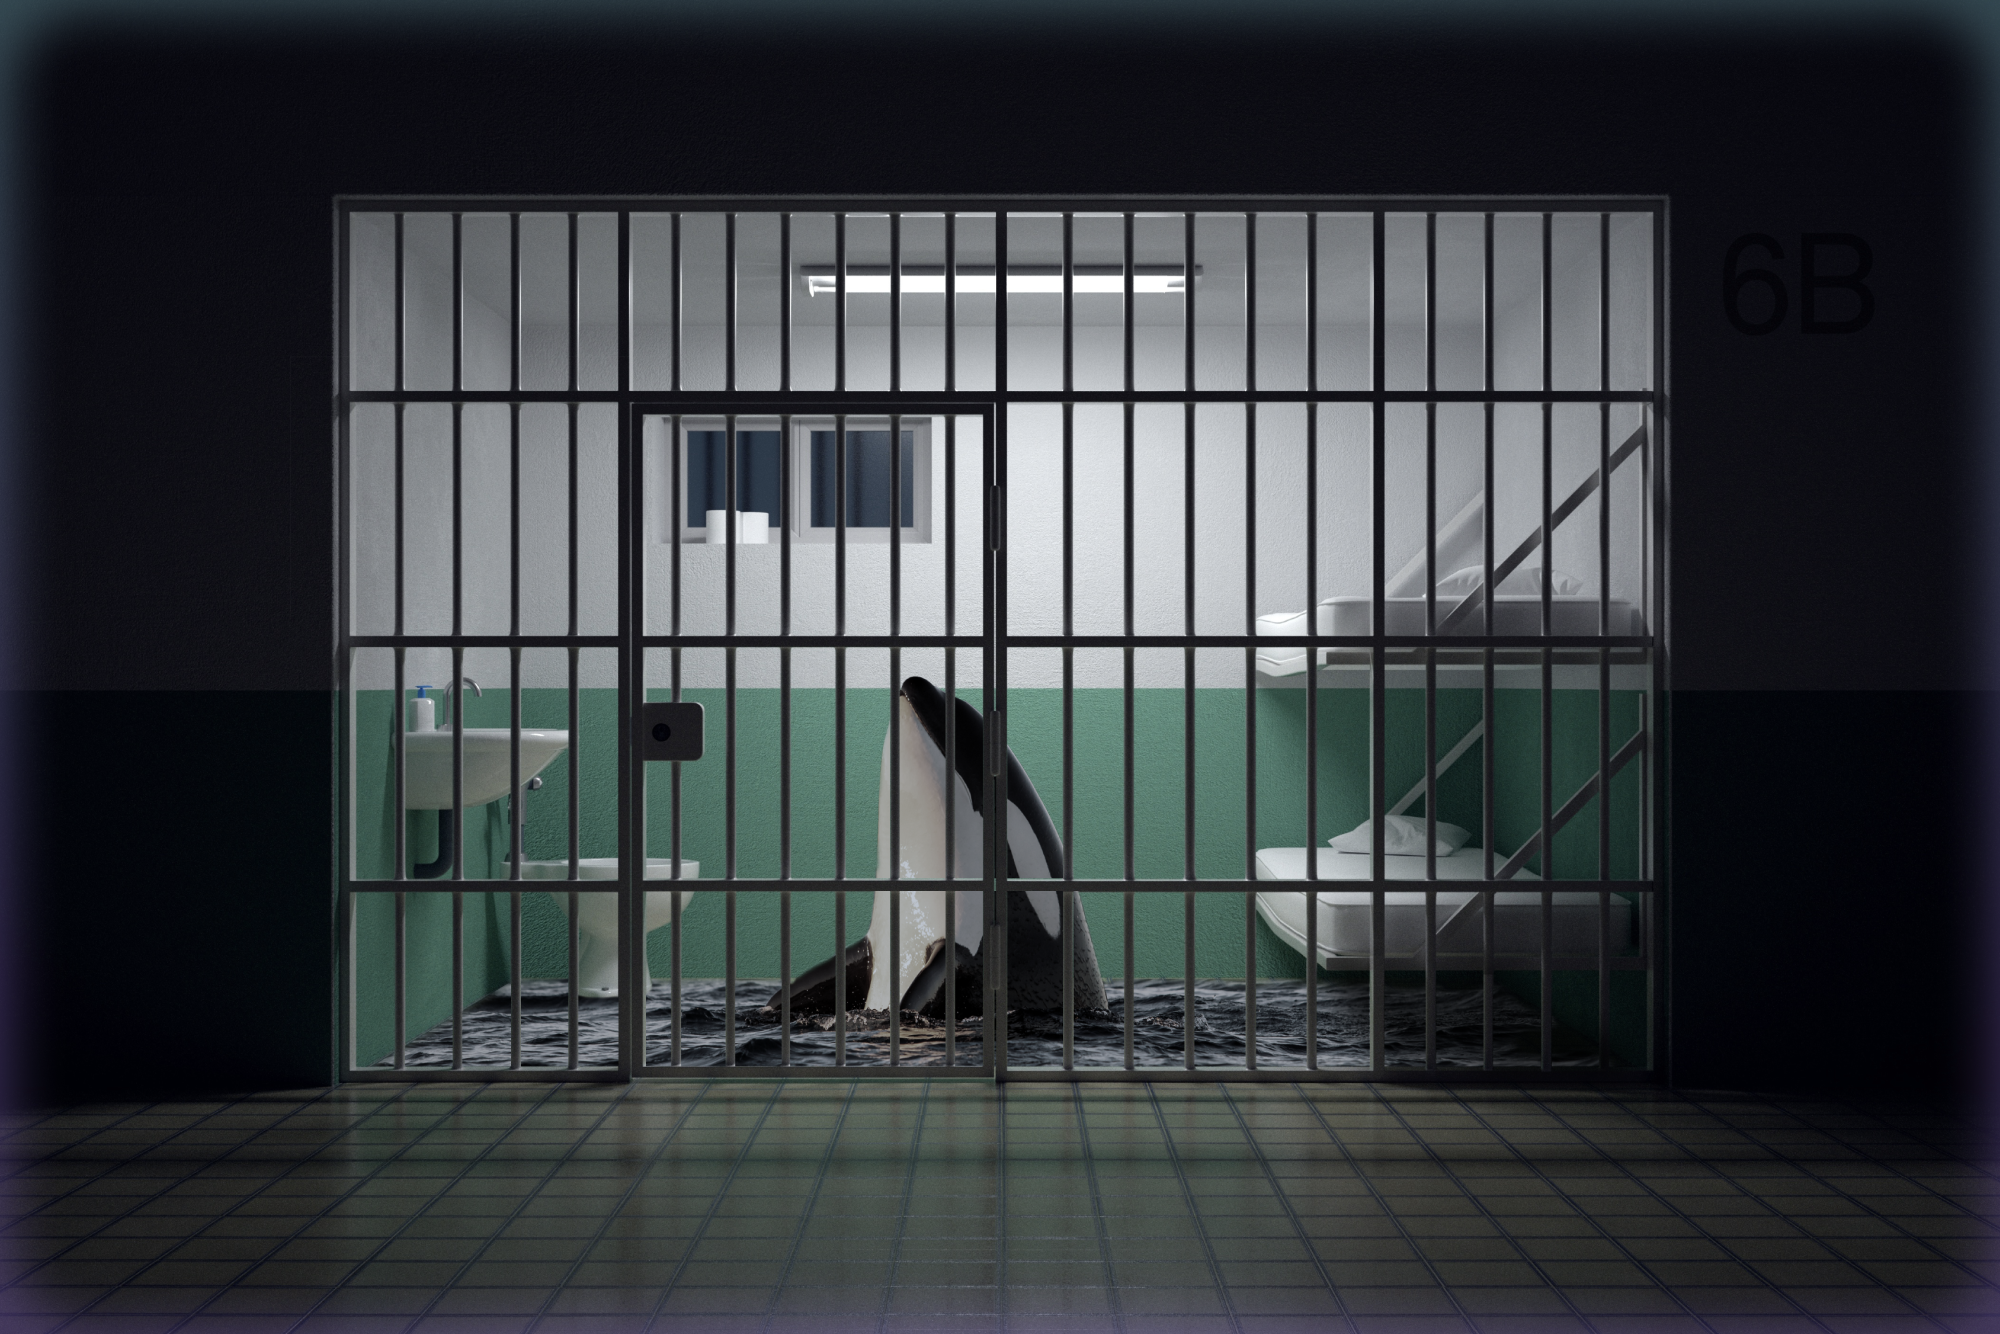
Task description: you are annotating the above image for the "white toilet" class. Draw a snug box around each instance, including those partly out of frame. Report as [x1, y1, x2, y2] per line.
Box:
[513, 857, 699, 997]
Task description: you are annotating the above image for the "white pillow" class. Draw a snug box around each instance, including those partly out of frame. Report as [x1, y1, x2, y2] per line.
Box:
[1330, 814, 1472, 856]
[1435, 564, 1584, 598]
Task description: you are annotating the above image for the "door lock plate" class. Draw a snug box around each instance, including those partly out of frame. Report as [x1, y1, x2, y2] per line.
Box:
[640, 702, 704, 762]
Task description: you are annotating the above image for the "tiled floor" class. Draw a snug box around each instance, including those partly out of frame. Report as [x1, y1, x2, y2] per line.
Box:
[0, 1081, 1991, 1334]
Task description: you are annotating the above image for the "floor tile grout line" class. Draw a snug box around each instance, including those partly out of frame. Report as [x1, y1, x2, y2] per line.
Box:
[1527, 1085, 1981, 1327]
[1205, 1084, 1362, 1329]
[1287, 1082, 1583, 1333]
[1067, 1083, 1125, 1334]
[64, 1086, 437, 1334]
[519, 1082, 718, 1334]
[266, 1080, 575, 1334]
[1139, 1083, 1244, 1334]
[14, 1085, 353, 1307]
[1432, 1083, 1851, 1334]
[386, 1079, 648, 1334]
[1351, 1083, 1681, 1334]
[641, 1080, 788, 1330]
[2, 1092, 316, 1229]
[748, 1080, 862, 1334]
[1558, 1087, 1993, 1308]
[997, 1080, 1009, 1330]
[871, 1078, 931, 1334]
[1667, 1092, 2000, 1270]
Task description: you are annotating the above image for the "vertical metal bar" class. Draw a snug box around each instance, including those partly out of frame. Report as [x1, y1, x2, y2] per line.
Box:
[993, 215, 1011, 1075]
[725, 403, 738, 1068]
[1481, 212, 1496, 1072]
[887, 298, 903, 1045]
[1368, 208, 1386, 1077]
[393, 402, 407, 879]
[725, 212, 737, 392]
[1243, 213, 1257, 1071]
[1425, 401, 1438, 1073]
[1305, 213, 1319, 1071]
[835, 395, 848, 1066]
[1061, 390, 1075, 1073]
[1598, 210, 1614, 1070]
[1123, 392, 1136, 1072]
[782, 213, 795, 1066]
[670, 404, 684, 1066]
[892, 407, 904, 1066]
[449, 211, 465, 1063]
[944, 404, 957, 1069]
[1123, 205, 1137, 1075]
[567, 647, 580, 1068]
[393, 210, 404, 391]
[1059, 213, 1077, 1074]
[508, 393, 523, 1070]
[617, 210, 635, 1080]
[835, 212, 846, 392]
[1183, 210, 1197, 1073]
[568, 212, 578, 392]
[670, 212, 682, 392]
[1540, 391, 1555, 1074]
[780, 406, 793, 1068]
[891, 211, 902, 391]
[566, 317, 580, 1068]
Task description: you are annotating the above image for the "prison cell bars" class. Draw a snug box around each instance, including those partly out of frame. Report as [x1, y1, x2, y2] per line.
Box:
[338, 199, 1662, 1082]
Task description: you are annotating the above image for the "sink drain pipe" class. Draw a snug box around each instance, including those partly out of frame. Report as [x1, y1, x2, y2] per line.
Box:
[410, 775, 539, 880]
[412, 811, 454, 879]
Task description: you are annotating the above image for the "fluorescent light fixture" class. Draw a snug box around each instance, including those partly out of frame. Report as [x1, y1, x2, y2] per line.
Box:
[801, 264, 1196, 298]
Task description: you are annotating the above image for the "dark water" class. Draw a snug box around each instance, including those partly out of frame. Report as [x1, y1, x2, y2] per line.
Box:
[386, 977, 1595, 1070]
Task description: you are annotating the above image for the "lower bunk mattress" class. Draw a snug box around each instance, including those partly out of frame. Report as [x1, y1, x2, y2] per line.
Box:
[1253, 846, 1632, 964]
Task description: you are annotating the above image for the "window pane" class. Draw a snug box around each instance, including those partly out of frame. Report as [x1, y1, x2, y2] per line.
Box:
[810, 430, 915, 527]
[686, 430, 783, 528]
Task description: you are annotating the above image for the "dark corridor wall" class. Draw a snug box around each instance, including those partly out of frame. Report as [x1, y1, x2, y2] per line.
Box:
[15, 12, 1979, 1096]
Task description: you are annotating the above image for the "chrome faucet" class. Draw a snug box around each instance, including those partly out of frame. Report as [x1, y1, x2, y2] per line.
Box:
[440, 676, 482, 728]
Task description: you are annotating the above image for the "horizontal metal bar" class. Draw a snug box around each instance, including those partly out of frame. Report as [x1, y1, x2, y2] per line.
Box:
[349, 635, 620, 650]
[338, 193, 1668, 216]
[637, 1065, 994, 1080]
[346, 877, 1658, 895]
[1007, 635, 1654, 650]
[640, 635, 984, 650]
[346, 389, 1659, 407]
[1000, 1067, 1660, 1084]
[340, 1068, 624, 1083]
[1315, 954, 1648, 970]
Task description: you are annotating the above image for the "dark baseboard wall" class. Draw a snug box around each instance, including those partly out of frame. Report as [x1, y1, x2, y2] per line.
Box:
[1666, 689, 1982, 1097]
[20, 691, 337, 1101]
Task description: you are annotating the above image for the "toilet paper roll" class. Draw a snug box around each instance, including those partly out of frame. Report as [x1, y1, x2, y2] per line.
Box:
[703, 510, 771, 544]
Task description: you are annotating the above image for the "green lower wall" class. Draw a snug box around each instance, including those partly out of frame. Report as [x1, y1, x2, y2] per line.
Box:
[352, 686, 1645, 1066]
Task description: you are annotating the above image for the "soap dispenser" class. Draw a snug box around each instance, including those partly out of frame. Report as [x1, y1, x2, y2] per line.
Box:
[407, 685, 435, 732]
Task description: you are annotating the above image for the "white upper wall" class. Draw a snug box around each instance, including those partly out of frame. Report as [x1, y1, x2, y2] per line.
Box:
[348, 211, 1655, 692]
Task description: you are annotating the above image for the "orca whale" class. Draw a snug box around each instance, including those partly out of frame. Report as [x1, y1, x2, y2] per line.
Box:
[763, 676, 1107, 1018]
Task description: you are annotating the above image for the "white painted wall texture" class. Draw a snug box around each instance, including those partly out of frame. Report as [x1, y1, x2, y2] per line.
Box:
[348, 211, 1655, 694]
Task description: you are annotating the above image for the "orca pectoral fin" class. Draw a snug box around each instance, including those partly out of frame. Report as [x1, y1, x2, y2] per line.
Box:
[906, 938, 983, 1020]
[760, 937, 872, 1015]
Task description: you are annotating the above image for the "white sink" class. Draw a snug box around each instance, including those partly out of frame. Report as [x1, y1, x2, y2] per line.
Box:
[401, 728, 569, 808]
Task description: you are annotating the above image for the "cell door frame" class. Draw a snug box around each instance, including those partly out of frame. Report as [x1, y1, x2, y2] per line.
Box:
[623, 399, 1003, 1080]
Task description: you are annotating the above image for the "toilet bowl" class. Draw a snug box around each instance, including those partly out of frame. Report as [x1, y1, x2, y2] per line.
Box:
[513, 857, 700, 998]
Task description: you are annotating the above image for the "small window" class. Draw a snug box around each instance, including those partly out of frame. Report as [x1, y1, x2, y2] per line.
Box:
[796, 419, 931, 543]
[670, 416, 932, 544]
[685, 429, 783, 535]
